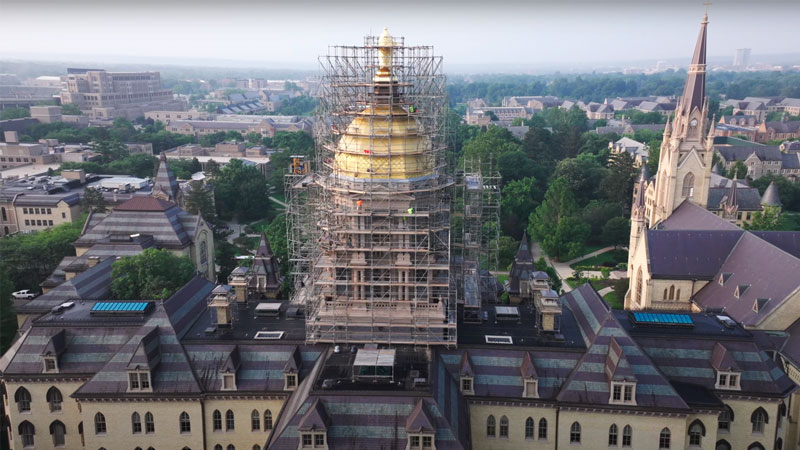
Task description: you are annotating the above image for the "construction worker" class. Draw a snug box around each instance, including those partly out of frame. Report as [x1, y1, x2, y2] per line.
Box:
[357, 199, 363, 209]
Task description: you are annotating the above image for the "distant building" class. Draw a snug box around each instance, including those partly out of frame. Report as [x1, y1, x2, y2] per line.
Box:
[609, 137, 648, 166]
[60, 68, 185, 120]
[733, 48, 751, 67]
[165, 142, 271, 177]
[0, 131, 56, 170]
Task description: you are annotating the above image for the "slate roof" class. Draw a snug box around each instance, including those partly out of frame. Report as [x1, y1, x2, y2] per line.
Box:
[760, 181, 782, 206]
[657, 201, 740, 231]
[624, 314, 795, 398]
[76, 200, 199, 249]
[647, 229, 742, 279]
[152, 153, 180, 202]
[69, 282, 211, 397]
[765, 121, 800, 133]
[557, 285, 689, 410]
[715, 145, 782, 162]
[782, 152, 800, 169]
[692, 232, 800, 327]
[708, 186, 763, 211]
[507, 232, 536, 295]
[269, 354, 469, 450]
[16, 257, 115, 314]
[185, 344, 322, 393]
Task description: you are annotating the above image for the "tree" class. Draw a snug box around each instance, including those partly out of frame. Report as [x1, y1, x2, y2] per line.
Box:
[0, 107, 30, 120]
[81, 187, 107, 213]
[744, 206, 791, 231]
[61, 104, 82, 115]
[602, 216, 630, 248]
[555, 156, 606, 205]
[485, 111, 499, 121]
[582, 200, 624, 238]
[463, 126, 522, 163]
[199, 131, 229, 147]
[496, 151, 537, 184]
[528, 178, 590, 261]
[265, 215, 289, 276]
[535, 257, 563, 293]
[169, 158, 203, 179]
[497, 236, 518, 270]
[93, 140, 130, 164]
[0, 219, 84, 292]
[214, 159, 272, 222]
[500, 177, 541, 237]
[0, 270, 18, 355]
[246, 132, 262, 144]
[646, 140, 661, 175]
[111, 249, 195, 300]
[601, 152, 638, 208]
[184, 180, 217, 226]
[214, 240, 238, 284]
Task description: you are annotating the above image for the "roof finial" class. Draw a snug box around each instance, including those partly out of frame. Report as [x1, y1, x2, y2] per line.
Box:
[703, 0, 711, 21]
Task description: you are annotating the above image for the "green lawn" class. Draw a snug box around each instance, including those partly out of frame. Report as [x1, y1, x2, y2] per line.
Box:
[247, 219, 271, 234]
[604, 291, 623, 309]
[570, 249, 628, 270]
[581, 243, 606, 255]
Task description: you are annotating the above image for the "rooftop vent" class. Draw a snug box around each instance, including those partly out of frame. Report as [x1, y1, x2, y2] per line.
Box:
[716, 315, 737, 329]
[485, 335, 513, 345]
[254, 331, 285, 340]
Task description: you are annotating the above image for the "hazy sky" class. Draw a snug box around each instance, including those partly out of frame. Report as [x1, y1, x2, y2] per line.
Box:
[2, 0, 799, 71]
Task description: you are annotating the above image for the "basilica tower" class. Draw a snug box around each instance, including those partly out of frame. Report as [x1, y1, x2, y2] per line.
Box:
[648, 12, 715, 227]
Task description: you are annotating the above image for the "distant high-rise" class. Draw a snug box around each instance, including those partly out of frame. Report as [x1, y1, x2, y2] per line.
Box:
[60, 68, 182, 119]
[734, 48, 751, 67]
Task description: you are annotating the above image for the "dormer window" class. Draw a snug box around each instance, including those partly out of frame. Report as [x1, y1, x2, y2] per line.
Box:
[609, 381, 636, 405]
[523, 379, 539, 398]
[735, 284, 749, 298]
[285, 373, 297, 391]
[43, 356, 58, 373]
[221, 372, 237, 391]
[719, 273, 732, 286]
[300, 432, 327, 449]
[128, 370, 152, 392]
[715, 371, 741, 390]
[460, 376, 474, 395]
[408, 433, 435, 449]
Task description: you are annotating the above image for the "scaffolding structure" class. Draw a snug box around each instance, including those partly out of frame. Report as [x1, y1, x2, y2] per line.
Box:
[453, 158, 501, 319]
[287, 29, 457, 346]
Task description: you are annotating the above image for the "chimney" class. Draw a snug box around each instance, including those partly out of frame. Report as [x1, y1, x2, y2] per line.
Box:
[4, 131, 19, 144]
[87, 256, 100, 268]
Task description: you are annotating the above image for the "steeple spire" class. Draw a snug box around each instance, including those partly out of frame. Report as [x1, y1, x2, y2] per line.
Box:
[679, 11, 708, 117]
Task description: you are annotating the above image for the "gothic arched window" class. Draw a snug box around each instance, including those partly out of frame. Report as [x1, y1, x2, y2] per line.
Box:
[682, 173, 695, 198]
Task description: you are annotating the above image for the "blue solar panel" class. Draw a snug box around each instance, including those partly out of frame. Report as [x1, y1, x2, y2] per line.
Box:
[632, 312, 693, 326]
[91, 302, 151, 314]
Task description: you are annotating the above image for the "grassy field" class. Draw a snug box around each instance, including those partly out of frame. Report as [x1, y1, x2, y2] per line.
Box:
[604, 291, 622, 309]
[570, 249, 628, 270]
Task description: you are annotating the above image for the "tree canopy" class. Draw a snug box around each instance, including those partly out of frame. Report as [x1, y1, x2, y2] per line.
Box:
[111, 249, 195, 300]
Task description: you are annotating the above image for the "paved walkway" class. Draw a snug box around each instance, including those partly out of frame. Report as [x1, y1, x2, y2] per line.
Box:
[597, 286, 614, 296]
[561, 246, 615, 266]
[537, 245, 616, 294]
[269, 196, 288, 208]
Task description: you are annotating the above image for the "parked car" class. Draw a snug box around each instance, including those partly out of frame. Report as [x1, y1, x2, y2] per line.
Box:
[11, 289, 38, 300]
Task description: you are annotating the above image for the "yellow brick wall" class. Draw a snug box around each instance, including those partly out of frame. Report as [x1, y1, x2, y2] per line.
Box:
[3, 380, 85, 450]
[81, 400, 204, 450]
[203, 398, 285, 450]
[469, 404, 557, 450]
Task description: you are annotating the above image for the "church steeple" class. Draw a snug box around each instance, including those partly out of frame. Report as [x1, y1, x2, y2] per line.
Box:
[647, 11, 714, 227]
[679, 12, 708, 117]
